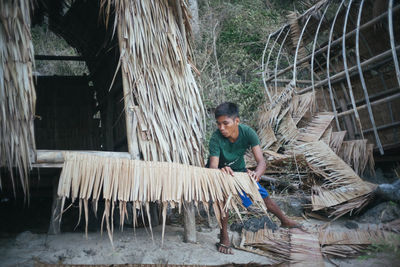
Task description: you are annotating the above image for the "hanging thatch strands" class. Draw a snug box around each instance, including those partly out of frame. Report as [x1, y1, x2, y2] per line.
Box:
[319, 229, 399, 246]
[104, 0, 205, 166]
[338, 140, 375, 176]
[57, 152, 266, 244]
[0, 0, 36, 196]
[290, 92, 315, 125]
[329, 131, 346, 154]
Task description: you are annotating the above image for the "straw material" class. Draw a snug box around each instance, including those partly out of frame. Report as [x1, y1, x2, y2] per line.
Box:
[290, 92, 315, 124]
[107, 0, 204, 165]
[338, 140, 375, 175]
[296, 113, 334, 143]
[0, 0, 36, 196]
[329, 131, 346, 154]
[296, 141, 377, 217]
[57, 152, 266, 245]
[240, 226, 400, 261]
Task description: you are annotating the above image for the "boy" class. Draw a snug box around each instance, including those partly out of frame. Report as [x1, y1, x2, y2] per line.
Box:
[208, 102, 301, 254]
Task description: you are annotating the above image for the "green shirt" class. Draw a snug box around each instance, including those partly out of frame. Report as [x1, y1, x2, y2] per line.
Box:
[209, 124, 260, 172]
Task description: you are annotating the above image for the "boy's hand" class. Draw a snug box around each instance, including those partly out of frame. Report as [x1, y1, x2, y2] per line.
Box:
[221, 166, 234, 176]
[247, 169, 260, 182]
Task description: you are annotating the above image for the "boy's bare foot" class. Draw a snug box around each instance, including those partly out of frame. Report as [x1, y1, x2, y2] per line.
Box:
[217, 234, 233, 254]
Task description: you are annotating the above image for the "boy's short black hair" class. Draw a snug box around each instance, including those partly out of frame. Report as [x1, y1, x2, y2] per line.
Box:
[214, 102, 239, 119]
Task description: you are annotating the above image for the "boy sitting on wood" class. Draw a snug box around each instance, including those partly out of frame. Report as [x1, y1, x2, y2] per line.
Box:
[208, 102, 302, 254]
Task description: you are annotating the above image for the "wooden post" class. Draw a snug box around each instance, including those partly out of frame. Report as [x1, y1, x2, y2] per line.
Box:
[339, 99, 355, 140]
[176, 0, 197, 243]
[48, 177, 61, 235]
[183, 201, 196, 243]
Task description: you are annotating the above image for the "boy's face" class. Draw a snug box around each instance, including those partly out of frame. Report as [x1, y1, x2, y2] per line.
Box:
[216, 115, 239, 139]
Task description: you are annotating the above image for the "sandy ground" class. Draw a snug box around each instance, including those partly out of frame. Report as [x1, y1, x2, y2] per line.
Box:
[1, 222, 399, 266]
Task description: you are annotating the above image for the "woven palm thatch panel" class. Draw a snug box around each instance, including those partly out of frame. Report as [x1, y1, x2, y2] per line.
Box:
[296, 113, 334, 143]
[290, 92, 315, 125]
[319, 229, 399, 246]
[338, 140, 374, 176]
[57, 152, 266, 244]
[296, 141, 377, 213]
[111, 0, 204, 166]
[238, 228, 325, 265]
[0, 0, 36, 195]
[329, 131, 346, 154]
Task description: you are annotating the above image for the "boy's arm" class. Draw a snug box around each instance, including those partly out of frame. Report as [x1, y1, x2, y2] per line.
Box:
[248, 145, 266, 182]
[209, 156, 235, 176]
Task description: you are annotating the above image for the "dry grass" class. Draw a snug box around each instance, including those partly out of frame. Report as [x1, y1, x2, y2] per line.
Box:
[0, 0, 36, 197]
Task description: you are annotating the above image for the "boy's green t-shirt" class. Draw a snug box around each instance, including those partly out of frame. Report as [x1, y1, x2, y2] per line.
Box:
[209, 124, 260, 172]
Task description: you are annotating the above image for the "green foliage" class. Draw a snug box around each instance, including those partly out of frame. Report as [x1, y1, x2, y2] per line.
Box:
[196, 0, 284, 138]
[358, 236, 400, 260]
[31, 24, 88, 76]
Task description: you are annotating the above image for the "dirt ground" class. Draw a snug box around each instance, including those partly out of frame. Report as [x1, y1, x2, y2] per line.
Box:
[0, 219, 399, 266]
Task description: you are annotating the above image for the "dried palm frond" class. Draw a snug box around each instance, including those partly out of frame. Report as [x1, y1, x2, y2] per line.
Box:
[270, 113, 299, 151]
[290, 92, 315, 124]
[329, 131, 346, 154]
[238, 228, 291, 263]
[103, 0, 204, 166]
[0, 0, 36, 197]
[296, 113, 334, 143]
[296, 141, 377, 217]
[338, 140, 374, 176]
[320, 126, 332, 145]
[58, 152, 267, 245]
[287, 11, 307, 67]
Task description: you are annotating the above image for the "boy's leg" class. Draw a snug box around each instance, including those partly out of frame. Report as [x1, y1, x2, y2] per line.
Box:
[218, 210, 233, 254]
[255, 183, 299, 227]
[263, 196, 298, 227]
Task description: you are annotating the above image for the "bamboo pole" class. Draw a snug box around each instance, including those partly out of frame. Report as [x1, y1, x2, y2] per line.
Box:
[36, 150, 131, 163]
[292, 14, 313, 89]
[337, 92, 400, 117]
[389, 0, 400, 88]
[262, 33, 273, 102]
[355, 0, 384, 154]
[117, 24, 140, 160]
[311, 2, 331, 112]
[274, 30, 290, 95]
[326, 0, 346, 131]
[342, 0, 364, 139]
[300, 46, 400, 94]
[265, 27, 285, 100]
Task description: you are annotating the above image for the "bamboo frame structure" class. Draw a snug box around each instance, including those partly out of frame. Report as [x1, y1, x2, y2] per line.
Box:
[261, 0, 400, 155]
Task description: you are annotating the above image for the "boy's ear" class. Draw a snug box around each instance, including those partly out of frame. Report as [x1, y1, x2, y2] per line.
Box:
[235, 117, 240, 124]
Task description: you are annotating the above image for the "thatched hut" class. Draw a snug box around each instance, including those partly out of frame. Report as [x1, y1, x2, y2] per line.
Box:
[0, 0, 206, 239]
[261, 0, 400, 160]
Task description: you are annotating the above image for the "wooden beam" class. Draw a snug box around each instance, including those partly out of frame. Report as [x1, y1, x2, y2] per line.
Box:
[35, 55, 87, 61]
[36, 149, 131, 164]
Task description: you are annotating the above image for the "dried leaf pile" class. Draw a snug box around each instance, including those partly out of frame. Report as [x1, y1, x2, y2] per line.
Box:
[254, 87, 377, 219]
[57, 152, 267, 245]
[0, 0, 36, 196]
